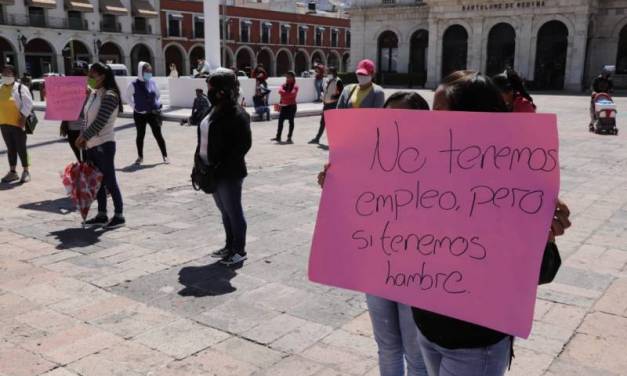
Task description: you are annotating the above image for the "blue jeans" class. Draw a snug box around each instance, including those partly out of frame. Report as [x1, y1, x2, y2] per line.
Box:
[86, 141, 123, 216]
[366, 295, 427, 376]
[315, 78, 323, 101]
[416, 329, 511, 376]
[213, 178, 247, 255]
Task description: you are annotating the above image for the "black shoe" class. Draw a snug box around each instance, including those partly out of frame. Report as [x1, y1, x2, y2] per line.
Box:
[85, 214, 108, 227]
[308, 138, 319, 144]
[104, 216, 125, 230]
[220, 253, 247, 266]
[211, 247, 231, 259]
[271, 137, 281, 143]
[286, 138, 294, 144]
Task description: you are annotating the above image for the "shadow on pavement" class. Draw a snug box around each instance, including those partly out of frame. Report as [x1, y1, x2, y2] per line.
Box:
[19, 197, 74, 215]
[0, 182, 24, 191]
[118, 163, 161, 173]
[317, 144, 329, 151]
[178, 261, 241, 297]
[48, 227, 109, 249]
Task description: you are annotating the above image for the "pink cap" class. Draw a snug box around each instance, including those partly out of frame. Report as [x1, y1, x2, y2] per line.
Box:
[355, 59, 375, 76]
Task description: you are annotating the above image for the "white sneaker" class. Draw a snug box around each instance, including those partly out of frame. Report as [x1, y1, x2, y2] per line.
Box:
[20, 171, 31, 183]
[1, 171, 19, 183]
[163, 157, 170, 164]
[220, 253, 247, 266]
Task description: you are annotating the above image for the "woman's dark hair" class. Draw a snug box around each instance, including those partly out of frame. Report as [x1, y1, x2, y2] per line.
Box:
[384, 92, 430, 110]
[207, 68, 240, 106]
[90, 62, 123, 112]
[286, 71, 296, 79]
[440, 70, 508, 113]
[72, 60, 88, 76]
[492, 69, 534, 106]
[328, 66, 337, 75]
[2, 64, 17, 76]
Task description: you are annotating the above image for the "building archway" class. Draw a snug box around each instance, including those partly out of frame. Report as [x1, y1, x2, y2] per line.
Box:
[235, 46, 254, 74]
[327, 51, 341, 70]
[441, 25, 468, 78]
[130, 43, 153, 75]
[25, 38, 56, 78]
[164, 43, 186, 76]
[62, 40, 91, 75]
[221, 46, 234, 70]
[342, 53, 350, 72]
[534, 20, 568, 90]
[99, 41, 124, 65]
[294, 50, 309, 75]
[276, 49, 292, 76]
[189, 45, 205, 73]
[378, 30, 399, 73]
[311, 50, 326, 68]
[409, 29, 428, 86]
[486, 23, 516, 76]
[0, 36, 17, 72]
[616, 24, 627, 74]
[257, 48, 274, 76]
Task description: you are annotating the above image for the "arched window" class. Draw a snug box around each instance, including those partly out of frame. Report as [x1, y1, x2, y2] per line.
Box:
[534, 20, 568, 90]
[410, 29, 428, 85]
[442, 25, 468, 78]
[616, 25, 627, 74]
[486, 23, 516, 76]
[378, 31, 398, 73]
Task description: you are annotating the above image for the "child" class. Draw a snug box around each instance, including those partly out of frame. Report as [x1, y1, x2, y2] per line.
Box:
[253, 86, 271, 121]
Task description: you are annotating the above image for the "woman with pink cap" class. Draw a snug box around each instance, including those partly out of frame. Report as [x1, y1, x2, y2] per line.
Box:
[336, 59, 385, 109]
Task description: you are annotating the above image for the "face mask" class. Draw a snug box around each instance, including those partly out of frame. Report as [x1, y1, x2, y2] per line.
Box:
[357, 75, 372, 86]
[327, 75, 334, 80]
[1, 76, 15, 85]
[87, 78, 98, 89]
[143, 72, 153, 81]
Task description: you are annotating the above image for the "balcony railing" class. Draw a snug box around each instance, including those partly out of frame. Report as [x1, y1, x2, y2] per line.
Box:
[1, 14, 88, 30]
[101, 21, 122, 33]
[132, 23, 152, 34]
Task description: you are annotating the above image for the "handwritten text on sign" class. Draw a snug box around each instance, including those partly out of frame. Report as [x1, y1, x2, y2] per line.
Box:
[44, 76, 88, 121]
[308, 109, 559, 338]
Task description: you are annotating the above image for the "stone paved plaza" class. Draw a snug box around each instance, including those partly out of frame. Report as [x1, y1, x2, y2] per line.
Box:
[1, 91, 627, 376]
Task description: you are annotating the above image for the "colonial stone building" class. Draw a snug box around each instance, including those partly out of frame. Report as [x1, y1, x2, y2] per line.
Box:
[0, 0, 162, 77]
[350, 0, 627, 90]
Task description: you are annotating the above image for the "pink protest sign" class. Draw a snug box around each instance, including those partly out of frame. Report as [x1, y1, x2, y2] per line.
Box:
[309, 109, 560, 338]
[44, 76, 88, 121]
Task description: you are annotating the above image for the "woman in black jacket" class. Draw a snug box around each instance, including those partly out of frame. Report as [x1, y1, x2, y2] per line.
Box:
[197, 69, 252, 266]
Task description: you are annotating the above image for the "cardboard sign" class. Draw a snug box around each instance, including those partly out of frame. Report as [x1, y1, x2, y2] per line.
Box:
[309, 109, 560, 338]
[44, 76, 87, 121]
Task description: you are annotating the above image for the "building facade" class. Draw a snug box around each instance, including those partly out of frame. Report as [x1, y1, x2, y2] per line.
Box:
[0, 0, 163, 78]
[160, 0, 350, 77]
[351, 0, 627, 90]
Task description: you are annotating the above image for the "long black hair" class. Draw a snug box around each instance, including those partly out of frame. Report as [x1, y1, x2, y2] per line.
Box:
[207, 68, 240, 108]
[440, 70, 508, 113]
[2, 64, 17, 76]
[492, 69, 535, 106]
[90, 62, 123, 112]
[384, 91, 430, 110]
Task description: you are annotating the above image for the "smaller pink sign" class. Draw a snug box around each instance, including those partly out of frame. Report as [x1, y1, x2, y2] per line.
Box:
[44, 76, 88, 121]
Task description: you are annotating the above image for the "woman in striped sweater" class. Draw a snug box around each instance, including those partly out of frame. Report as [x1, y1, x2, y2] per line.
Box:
[75, 62, 125, 229]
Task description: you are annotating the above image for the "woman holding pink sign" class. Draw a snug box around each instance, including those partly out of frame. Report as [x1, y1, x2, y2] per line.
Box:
[410, 70, 571, 376]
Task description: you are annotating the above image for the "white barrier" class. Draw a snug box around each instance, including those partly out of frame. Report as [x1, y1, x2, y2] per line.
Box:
[167, 77, 318, 108]
[115, 77, 170, 106]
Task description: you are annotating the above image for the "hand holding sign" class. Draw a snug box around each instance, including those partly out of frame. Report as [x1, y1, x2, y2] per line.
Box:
[44, 76, 88, 121]
[309, 109, 560, 338]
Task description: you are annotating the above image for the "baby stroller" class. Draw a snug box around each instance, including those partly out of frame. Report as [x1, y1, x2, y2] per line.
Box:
[590, 93, 618, 135]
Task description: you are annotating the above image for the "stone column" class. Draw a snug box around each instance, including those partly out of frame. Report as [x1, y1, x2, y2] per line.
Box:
[204, 0, 221, 71]
[565, 14, 589, 91]
[469, 18, 484, 72]
[425, 17, 439, 89]
[516, 16, 534, 80]
[56, 54, 66, 75]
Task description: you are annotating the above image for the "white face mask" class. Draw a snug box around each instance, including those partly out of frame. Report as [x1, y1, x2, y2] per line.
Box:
[357, 75, 372, 86]
[1, 76, 15, 86]
[327, 74, 334, 80]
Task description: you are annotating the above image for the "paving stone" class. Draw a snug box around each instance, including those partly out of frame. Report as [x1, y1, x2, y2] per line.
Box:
[271, 320, 334, 353]
[561, 333, 627, 375]
[133, 319, 231, 359]
[89, 303, 178, 339]
[300, 343, 377, 375]
[0, 341, 56, 376]
[258, 355, 325, 376]
[197, 299, 280, 334]
[594, 277, 627, 315]
[577, 311, 627, 339]
[213, 337, 285, 369]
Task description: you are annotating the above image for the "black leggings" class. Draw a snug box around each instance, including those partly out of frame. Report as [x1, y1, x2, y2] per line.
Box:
[67, 129, 81, 161]
[1, 125, 28, 169]
[134, 112, 167, 158]
[277, 105, 297, 140]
